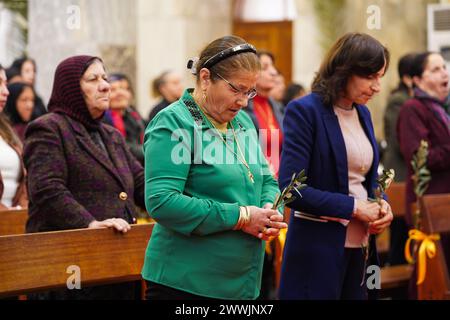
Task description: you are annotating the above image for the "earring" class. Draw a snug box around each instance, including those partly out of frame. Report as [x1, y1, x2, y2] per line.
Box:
[202, 91, 207, 103]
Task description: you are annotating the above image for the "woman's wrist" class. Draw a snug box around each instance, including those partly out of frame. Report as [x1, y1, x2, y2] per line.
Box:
[352, 198, 358, 219]
[233, 206, 251, 230]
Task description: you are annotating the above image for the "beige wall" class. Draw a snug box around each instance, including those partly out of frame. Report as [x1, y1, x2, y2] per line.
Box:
[292, 0, 323, 91]
[292, 0, 435, 140]
[28, 0, 439, 138]
[136, 0, 232, 119]
[344, 0, 434, 139]
[28, 0, 232, 119]
[28, 0, 137, 106]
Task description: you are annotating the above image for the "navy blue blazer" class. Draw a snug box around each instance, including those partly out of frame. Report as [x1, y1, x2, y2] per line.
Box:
[278, 93, 380, 299]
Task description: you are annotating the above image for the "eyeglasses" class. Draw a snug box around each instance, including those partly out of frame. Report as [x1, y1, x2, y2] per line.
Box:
[213, 72, 257, 99]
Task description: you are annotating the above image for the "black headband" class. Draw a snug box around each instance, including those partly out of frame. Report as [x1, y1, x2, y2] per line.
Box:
[202, 43, 257, 70]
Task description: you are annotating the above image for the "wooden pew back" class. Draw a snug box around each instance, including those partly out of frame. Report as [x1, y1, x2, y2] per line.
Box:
[418, 194, 450, 300]
[377, 182, 406, 255]
[0, 209, 28, 236]
[0, 223, 154, 298]
[386, 182, 406, 218]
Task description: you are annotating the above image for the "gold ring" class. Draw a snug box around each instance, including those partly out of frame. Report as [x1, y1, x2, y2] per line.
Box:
[262, 227, 267, 234]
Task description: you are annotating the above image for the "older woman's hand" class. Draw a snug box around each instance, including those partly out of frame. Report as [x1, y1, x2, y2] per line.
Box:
[88, 218, 131, 233]
[368, 199, 394, 234]
[242, 206, 288, 241]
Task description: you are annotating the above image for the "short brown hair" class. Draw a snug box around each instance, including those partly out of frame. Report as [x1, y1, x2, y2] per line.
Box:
[152, 70, 171, 97]
[312, 32, 390, 106]
[195, 35, 260, 82]
[257, 50, 275, 64]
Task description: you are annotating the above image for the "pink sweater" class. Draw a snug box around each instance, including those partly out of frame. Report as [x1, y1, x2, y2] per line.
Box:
[334, 106, 374, 248]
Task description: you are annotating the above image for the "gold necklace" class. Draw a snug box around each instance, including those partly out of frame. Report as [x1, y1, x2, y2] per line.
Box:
[230, 122, 255, 183]
[194, 97, 255, 184]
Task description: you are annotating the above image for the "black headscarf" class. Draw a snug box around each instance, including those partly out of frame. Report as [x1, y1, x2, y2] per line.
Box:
[48, 55, 104, 131]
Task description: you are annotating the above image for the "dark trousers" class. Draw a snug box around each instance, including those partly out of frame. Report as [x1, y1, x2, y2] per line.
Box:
[388, 217, 409, 265]
[145, 281, 218, 300]
[259, 251, 275, 300]
[339, 248, 368, 300]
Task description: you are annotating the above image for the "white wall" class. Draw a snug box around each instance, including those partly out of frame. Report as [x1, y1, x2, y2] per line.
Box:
[28, 0, 136, 106]
[292, 0, 323, 90]
[136, 0, 232, 119]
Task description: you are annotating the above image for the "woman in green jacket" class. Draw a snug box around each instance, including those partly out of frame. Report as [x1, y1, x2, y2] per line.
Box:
[142, 35, 287, 300]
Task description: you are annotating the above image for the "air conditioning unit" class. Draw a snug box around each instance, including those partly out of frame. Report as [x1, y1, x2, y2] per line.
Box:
[428, 3, 450, 69]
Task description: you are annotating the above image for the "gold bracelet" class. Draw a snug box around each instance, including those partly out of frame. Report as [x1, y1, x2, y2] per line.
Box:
[233, 206, 246, 230]
[242, 206, 251, 227]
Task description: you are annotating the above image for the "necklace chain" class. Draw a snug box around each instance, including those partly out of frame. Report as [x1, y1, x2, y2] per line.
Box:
[193, 94, 255, 183]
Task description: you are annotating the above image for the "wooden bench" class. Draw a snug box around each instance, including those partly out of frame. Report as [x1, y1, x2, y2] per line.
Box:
[381, 264, 413, 290]
[0, 209, 28, 236]
[417, 194, 450, 300]
[376, 182, 415, 298]
[0, 223, 154, 298]
[376, 182, 406, 256]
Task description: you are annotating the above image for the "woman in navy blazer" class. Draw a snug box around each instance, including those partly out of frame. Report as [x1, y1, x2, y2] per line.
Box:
[278, 33, 394, 300]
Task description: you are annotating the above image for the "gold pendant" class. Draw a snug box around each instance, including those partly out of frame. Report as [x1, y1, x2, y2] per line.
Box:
[248, 171, 255, 183]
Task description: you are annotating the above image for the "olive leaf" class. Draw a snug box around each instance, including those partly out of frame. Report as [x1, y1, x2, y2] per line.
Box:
[272, 170, 308, 210]
[411, 140, 430, 198]
[411, 140, 431, 229]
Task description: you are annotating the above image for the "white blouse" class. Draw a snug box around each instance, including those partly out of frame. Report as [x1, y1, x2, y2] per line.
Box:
[0, 136, 21, 208]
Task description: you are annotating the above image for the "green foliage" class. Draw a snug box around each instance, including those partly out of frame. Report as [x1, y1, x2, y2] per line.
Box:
[1, 0, 28, 44]
[312, 0, 347, 51]
[411, 140, 431, 229]
[411, 140, 431, 197]
[1, 0, 27, 19]
[272, 170, 308, 210]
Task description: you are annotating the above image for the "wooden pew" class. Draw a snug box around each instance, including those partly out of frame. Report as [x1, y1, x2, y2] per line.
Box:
[377, 182, 414, 298]
[0, 223, 154, 298]
[377, 182, 406, 255]
[0, 209, 28, 236]
[417, 194, 450, 300]
[386, 182, 406, 218]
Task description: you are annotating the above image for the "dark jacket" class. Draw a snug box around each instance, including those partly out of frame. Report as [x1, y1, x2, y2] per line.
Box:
[278, 93, 380, 300]
[397, 93, 450, 226]
[383, 90, 410, 182]
[24, 113, 145, 232]
[103, 108, 146, 165]
[148, 98, 171, 124]
[31, 94, 47, 120]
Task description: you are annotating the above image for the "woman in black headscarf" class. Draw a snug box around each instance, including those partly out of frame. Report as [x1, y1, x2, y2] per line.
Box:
[24, 55, 145, 299]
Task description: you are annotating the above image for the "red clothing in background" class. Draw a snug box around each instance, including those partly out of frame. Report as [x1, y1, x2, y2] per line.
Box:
[253, 95, 283, 176]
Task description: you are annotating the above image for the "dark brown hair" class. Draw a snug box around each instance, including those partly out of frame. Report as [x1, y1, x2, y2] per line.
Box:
[392, 52, 417, 94]
[409, 51, 437, 79]
[312, 32, 390, 106]
[195, 35, 260, 82]
[257, 50, 275, 64]
[11, 57, 37, 75]
[0, 64, 22, 148]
